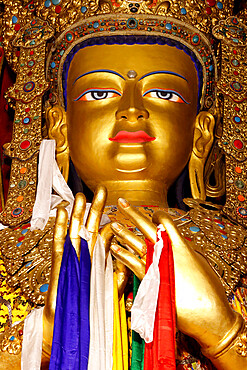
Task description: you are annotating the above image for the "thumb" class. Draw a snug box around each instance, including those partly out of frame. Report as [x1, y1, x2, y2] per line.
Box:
[152, 210, 189, 252]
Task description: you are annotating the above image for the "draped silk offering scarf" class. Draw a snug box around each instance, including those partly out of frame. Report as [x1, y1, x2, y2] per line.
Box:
[49, 234, 91, 370]
[88, 235, 114, 370]
[30, 140, 74, 231]
[113, 272, 129, 370]
[144, 230, 176, 369]
[131, 226, 176, 369]
[131, 275, 145, 370]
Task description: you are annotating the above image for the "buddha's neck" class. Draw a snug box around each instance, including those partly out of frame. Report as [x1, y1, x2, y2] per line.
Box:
[99, 180, 168, 208]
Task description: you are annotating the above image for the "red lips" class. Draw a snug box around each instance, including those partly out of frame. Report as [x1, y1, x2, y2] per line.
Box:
[109, 130, 156, 143]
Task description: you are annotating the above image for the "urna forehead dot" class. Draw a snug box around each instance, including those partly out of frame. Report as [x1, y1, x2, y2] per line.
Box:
[127, 70, 138, 79]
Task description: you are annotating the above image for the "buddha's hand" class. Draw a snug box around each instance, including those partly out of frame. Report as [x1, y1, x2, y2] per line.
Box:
[42, 186, 107, 357]
[110, 198, 241, 353]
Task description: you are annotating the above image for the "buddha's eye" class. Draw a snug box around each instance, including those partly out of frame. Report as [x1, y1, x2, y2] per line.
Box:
[143, 89, 189, 104]
[74, 88, 121, 102]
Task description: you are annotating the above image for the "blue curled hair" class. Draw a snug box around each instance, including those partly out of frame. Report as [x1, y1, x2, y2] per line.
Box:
[62, 34, 203, 113]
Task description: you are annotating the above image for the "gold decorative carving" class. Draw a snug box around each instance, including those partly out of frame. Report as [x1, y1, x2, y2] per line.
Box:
[0, 217, 55, 305]
[180, 198, 247, 295]
[0, 321, 24, 355]
[0, 17, 54, 227]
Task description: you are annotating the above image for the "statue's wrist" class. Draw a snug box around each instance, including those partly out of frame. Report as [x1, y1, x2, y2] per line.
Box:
[201, 313, 247, 369]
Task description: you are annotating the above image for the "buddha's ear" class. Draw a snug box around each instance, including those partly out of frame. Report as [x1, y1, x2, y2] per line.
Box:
[46, 103, 69, 182]
[189, 111, 215, 200]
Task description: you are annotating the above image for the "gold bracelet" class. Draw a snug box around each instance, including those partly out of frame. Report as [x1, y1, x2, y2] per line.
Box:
[202, 313, 246, 359]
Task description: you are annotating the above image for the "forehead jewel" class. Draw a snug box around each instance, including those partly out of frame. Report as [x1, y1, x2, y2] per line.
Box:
[127, 70, 138, 79]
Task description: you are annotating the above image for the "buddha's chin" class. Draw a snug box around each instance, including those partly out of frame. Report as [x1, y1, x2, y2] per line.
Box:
[113, 144, 148, 173]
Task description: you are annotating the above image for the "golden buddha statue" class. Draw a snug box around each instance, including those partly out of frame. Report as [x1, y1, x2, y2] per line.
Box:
[0, 0, 247, 369]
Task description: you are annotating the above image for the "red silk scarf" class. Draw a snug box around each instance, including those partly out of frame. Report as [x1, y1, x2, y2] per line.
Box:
[144, 231, 176, 369]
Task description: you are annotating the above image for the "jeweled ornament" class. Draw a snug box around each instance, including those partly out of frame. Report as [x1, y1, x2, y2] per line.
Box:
[20, 140, 31, 150]
[23, 81, 35, 92]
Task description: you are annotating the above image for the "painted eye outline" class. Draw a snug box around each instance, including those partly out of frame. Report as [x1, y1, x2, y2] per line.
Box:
[143, 88, 189, 104]
[74, 88, 122, 101]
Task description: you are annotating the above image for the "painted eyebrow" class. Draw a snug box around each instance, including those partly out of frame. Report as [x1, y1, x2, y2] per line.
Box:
[138, 71, 187, 82]
[73, 69, 125, 85]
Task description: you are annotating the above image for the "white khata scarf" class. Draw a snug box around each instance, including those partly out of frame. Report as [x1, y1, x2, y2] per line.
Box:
[30, 139, 74, 230]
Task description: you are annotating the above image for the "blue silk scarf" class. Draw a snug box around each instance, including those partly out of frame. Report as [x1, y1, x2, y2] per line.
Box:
[49, 233, 91, 370]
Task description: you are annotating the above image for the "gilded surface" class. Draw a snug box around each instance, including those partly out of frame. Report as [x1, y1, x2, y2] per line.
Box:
[0, 16, 54, 227]
[0, 0, 246, 368]
[0, 218, 54, 305]
[0, 321, 24, 355]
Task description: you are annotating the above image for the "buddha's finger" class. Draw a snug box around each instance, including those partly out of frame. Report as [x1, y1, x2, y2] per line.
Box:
[100, 225, 130, 297]
[115, 260, 130, 299]
[86, 185, 107, 257]
[152, 210, 189, 251]
[69, 192, 86, 259]
[53, 206, 68, 254]
[111, 221, 147, 258]
[100, 223, 114, 260]
[86, 185, 107, 232]
[117, 198, 157, 243]
[110, 242, 146, 281]
[44, 207, 68, 331]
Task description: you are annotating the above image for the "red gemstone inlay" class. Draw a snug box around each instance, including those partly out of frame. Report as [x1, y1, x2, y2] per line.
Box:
[20, 140, 31, 150]
[14, 24, 21, 31]
[233, 50, 237, 55]
[55, 5, 62, 13]
[18, 236, 25, 242]
[25, 108, 30, 113]
[214, 220, 221, 224]
[233, 71, 238, 76]
[30, 50, 34, 55]
[233, 139, 243, 150]
[235, 107, 240, 112]
[185, 237, 192, 241]
[206, 7, 212, 14]
[206, 0, 216, 6]
[28, 71, 32, 76]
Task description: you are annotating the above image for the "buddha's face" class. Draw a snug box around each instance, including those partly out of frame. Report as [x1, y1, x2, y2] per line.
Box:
[66, 43, 199, 195]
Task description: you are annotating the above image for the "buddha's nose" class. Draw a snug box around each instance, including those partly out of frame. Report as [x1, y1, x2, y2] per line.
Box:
[115, 83, 149, 122]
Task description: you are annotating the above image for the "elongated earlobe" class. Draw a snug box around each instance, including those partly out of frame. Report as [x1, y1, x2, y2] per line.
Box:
[189, 111, 215, 200]
[46, 104, 69, 182]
